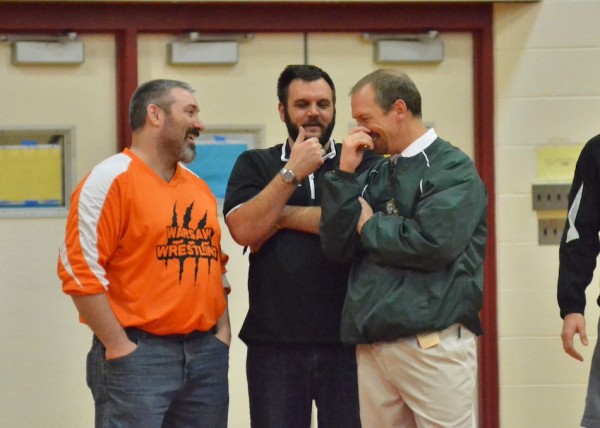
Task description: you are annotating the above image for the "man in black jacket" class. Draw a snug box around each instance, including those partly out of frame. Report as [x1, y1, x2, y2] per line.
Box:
[223, 65, 376, 428]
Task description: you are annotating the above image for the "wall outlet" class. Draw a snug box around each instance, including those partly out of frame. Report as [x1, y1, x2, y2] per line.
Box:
[538, 218, 565, 245]
[532, 184, 571, 211]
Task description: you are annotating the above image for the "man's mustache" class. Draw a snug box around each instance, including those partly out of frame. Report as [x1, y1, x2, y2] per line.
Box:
[302, 121, 323, 128]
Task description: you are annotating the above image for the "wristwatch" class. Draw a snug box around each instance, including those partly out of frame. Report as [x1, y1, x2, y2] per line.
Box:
[279, 167, 299, 185]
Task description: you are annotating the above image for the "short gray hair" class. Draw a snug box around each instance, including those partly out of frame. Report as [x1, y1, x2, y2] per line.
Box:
[350, 69, 422, 117]
[129, 79, 195, 131]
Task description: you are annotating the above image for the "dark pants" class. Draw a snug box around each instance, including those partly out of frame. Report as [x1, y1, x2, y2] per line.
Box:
[86, 328, 229, 428]
[582, 318, 600, 428]
[246, 343, 361, 428]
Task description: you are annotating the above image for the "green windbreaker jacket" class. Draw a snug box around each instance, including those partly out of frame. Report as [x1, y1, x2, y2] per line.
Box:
[320, 137, 488, 344]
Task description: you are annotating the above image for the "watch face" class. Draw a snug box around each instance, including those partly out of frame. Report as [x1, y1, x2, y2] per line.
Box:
[283, 170, 294, 182]
[280, 168, 297, 184]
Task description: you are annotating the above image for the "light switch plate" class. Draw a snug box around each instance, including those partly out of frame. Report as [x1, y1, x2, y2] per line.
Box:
[532, 184, 571, 211]
[538, 218, 565, 245]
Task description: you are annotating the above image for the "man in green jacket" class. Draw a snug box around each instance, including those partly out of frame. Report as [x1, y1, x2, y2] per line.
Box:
[320, 68, 488, 427]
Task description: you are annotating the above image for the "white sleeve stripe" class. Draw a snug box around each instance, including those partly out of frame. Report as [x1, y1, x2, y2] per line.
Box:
[566, 183, 583, 243]
[77, 153, 131, 290]
[221, 274, 231, 289]
[58, 241, 83, 289]
[178, 162, 198, 178]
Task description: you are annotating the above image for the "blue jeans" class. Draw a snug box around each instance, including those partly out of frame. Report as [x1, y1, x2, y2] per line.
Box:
[86, 328, 229, 428]
[246, 343, 361, 428]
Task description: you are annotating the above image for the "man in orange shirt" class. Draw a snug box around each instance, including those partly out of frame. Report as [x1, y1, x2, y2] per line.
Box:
[58, 79, 230, 428]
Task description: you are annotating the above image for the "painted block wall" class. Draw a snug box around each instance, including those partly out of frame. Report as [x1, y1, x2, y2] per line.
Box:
[495, 1, 600, 426]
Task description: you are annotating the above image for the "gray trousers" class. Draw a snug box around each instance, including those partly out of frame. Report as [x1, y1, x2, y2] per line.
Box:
[582, 318, 600, 428]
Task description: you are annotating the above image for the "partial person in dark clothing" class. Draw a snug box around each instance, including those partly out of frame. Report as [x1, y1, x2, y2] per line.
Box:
[558, 134, 600, 428]
[223, 64, 377, 428]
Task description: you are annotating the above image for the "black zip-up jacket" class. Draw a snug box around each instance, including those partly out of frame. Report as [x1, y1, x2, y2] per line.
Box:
[558, 134, 600, 318]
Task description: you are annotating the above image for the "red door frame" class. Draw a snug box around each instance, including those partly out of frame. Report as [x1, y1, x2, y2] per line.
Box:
[0, 2, 498, 426]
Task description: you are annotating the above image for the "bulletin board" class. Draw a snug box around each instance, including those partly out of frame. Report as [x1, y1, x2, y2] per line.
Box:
[0, 127, 74, 218]
[185, 125, 263, 200]
[0, 144, 62, 207]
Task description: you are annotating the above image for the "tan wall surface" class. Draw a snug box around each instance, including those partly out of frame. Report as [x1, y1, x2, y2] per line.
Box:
[495, 0, 600, 426]
[0, 35, 116, 427]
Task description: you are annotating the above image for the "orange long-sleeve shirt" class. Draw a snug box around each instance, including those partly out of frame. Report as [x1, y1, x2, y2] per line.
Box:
[58, 149, 227, 335]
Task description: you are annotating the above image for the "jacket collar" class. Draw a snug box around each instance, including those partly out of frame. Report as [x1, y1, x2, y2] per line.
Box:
[400, 128, 437, 158]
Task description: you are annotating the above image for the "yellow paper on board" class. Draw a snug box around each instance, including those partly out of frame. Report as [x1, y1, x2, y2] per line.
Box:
[536, 146, 583, 182]
[0, 145, 62, 203]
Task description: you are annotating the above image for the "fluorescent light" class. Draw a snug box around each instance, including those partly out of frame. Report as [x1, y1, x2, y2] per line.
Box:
[374, 39, 444, 63]
[12, 40, 84, 65]
[168, 41, 238, 65]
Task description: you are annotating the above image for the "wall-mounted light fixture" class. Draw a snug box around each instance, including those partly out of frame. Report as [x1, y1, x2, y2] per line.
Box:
[1, 33, 84, 65]
[168, 32, 253, 65]
[363, 31, 444, 64]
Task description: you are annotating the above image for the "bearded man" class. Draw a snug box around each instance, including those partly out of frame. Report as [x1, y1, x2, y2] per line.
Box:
[223, 65, 377, 428]
[59, 79, 231, 428]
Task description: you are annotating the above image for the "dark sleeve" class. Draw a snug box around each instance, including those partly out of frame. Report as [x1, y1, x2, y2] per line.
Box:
[319, 147, 382, 263]
[320, 168, 370, 264]
[355, 148, 381, 174]
[558, 135, 600, 318]
[222, 150, 271, 217]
